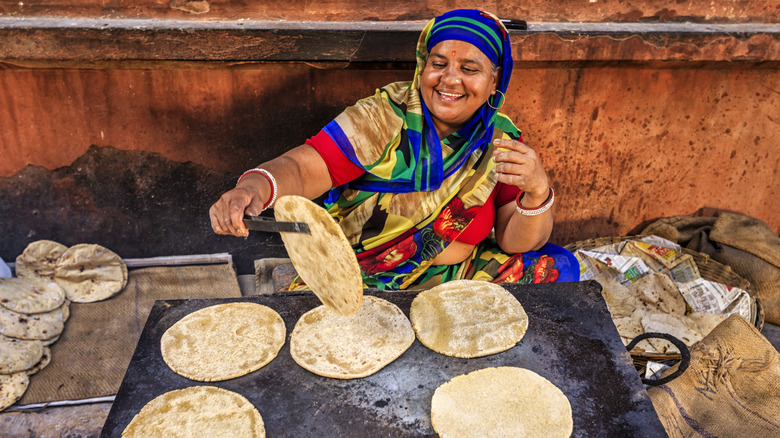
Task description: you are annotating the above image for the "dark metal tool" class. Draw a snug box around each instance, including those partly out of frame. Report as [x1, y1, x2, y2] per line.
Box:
[242, 215, 310, 234]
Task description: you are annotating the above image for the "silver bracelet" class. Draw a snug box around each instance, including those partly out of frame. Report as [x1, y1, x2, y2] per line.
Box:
[237, 168, 277, 210]
[515, 187, 554, 216]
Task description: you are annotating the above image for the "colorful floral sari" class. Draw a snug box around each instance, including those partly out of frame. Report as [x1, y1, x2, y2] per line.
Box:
[292, 10, 579, 290]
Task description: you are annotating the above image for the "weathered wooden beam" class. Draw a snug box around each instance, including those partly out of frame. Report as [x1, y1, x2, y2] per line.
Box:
[0, 18, 778, 65]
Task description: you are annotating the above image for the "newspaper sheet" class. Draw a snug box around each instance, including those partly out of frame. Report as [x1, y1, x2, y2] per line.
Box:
[575, 235, 753, 322]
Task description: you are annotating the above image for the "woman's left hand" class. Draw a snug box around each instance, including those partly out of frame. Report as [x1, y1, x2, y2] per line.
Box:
[492, 138, 549, 204]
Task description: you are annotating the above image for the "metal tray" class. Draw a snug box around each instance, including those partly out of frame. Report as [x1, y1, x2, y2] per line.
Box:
[101, 281, 666, 437]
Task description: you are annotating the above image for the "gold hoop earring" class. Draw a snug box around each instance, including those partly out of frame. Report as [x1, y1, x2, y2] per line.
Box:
[487, 90, 505, 110]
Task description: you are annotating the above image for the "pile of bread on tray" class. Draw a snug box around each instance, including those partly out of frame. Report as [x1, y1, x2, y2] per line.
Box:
[1, 240, 127, 412]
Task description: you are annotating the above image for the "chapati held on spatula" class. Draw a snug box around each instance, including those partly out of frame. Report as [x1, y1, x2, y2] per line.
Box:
[290, 295, 414, 379]
[274, 195, 362, 316]
[15, 240, 69, 280]
[122, 386, 265, 438]
[161, 303, 286, 382]
[431, 367, 573, 438]
[410, 280, 528, 358]
[54, 243, 128, 303]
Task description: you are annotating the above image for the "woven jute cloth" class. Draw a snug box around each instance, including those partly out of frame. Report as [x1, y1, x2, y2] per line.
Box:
[643, 212, 780, 325]
[648, 314, 780, 437]
[18, 263, 241, 404]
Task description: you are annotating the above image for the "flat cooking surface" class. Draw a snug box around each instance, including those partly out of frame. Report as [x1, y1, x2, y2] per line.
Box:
[101, 281, 665, 437]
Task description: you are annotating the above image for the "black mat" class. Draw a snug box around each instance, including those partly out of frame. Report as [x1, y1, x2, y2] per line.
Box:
[101, 281, 666, 437]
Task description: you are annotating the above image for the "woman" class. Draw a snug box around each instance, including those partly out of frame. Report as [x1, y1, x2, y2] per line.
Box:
[210, 9, 579, 289]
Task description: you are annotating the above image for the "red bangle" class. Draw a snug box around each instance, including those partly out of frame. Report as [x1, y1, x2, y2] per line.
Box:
[237, 168, 277, 210]
[515, 187, 554, 216]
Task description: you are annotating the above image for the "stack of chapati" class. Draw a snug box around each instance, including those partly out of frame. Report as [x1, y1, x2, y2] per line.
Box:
[0, 276, 67, 411]
[1, 240, 128, 411]
[594, 272, 727, 353]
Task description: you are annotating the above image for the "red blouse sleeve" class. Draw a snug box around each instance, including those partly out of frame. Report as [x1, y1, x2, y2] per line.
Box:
[495, 182, 521, 207]
[305, 129, 364, 187]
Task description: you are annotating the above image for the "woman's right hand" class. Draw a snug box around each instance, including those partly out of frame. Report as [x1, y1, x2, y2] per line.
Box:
[208, 185, 267, 237]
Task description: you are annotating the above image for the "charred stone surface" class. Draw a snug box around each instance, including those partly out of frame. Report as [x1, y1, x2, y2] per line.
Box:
[0, 145, 286, 274]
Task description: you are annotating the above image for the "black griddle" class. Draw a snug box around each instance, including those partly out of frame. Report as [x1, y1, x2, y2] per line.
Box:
[100, 281, 666, 437]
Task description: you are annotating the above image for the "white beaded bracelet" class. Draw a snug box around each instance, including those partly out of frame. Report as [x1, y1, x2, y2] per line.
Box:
[237, 168, 277, 210]
[515, 187, 554, 216]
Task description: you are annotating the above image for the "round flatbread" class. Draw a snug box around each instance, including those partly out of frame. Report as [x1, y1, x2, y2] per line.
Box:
[431, 367, 573, 438]
[25, 347, 51, 376]
[0, 277, 65, 314]
[689, 311, 727, 337]
[641, 312, 703, 353]
[161, 303, 286, 382]
[0, 372, 29, 412]
[54, 243, 128, 303]
[15, 240, 69, 280]
[41, 334, 61, 347]
[122, 386, 265, 438]
[410, 280, 528, 358]
[0, 301, 69, 340]
[0, 335, 44, 374]
[627, 272, 686, 315]
[274, 195, 362, 316]
[290, 295, 414, 379]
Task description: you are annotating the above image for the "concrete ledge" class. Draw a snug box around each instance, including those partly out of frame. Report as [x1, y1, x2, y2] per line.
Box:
[0, 18, 778, 65]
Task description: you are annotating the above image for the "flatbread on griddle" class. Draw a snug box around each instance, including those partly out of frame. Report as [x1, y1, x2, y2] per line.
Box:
[0, 372, 29, 412]
[290, 295, 414, 379]
[15, 240, 69, 280]
[410, 280, 528, 358]
[0, 335, 44, 374]
[431, 367, 573, 438]
[161, 303, 286, 382]
[0, 301, 69, 341]
[274, 195, 363, 316]
[122, 386, 265, 438]
[0, 277, 65, 314]
[54, 243, 128, 303]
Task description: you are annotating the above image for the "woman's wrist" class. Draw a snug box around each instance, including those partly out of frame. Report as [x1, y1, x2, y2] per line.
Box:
[515, 187, 554, 216]
[237, 168, 277, 210]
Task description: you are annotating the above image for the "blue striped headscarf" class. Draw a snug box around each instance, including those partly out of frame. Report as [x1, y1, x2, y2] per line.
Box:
[425, 9, 513, 100]
[410, 9, 514, 190]
[321, 9, 514, 194]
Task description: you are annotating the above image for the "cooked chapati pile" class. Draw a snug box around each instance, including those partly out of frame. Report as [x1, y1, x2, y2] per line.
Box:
[596, 271, 729, 353]
[122, 386, 265, 438]
[0, 275, 68, 411]
[0, 239, 127, 411]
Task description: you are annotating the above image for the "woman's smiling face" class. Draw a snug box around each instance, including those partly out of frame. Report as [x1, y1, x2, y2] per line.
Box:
[420, 40, 499, 139]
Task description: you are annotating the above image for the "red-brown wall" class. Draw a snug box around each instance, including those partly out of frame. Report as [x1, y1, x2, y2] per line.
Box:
[1, 1, 778, 266]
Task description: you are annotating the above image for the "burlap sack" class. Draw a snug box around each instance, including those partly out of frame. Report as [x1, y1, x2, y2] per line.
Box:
[647, 314, 780, 437]
[643, 213, 780, 325]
